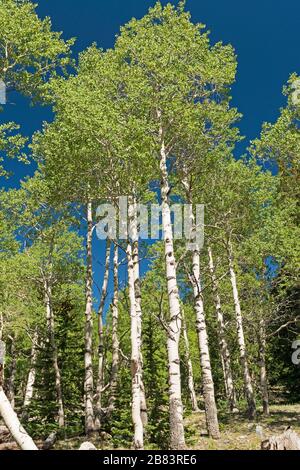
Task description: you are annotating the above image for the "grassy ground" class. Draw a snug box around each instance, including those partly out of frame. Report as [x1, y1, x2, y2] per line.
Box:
[51, 404, 300, 450]
[185, 404, 300, 450]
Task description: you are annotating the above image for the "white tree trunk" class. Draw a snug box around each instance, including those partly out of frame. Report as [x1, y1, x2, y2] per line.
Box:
[0, 311, 3, 342]
[182, 308, 199, 412]
[108, 243, 119, 414]
[131, 197, 148, 428]
[191, 247, 220, 439]
[0, 317, 4, 390]
[208, 246, 237, 412]
[6, 337, 16, 409]
[127, 241, 144, 450]
[182, 174, 219, 436]
[23, 330, 39, 411]
[227, 240, 256, 419]
[44, 280, 65, 428]
[159, 122, 185, 450]
[258, 318, 269, 416]
[84, 201, 95, 435]
[0, 387, 38, 450]
[95, 238, 111, 430]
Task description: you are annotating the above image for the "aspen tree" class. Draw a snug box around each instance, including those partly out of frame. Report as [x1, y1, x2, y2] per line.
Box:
[84, 200, 95, 434]
[115, 2, 239, 447]
[108, 243, 120, 414]
[208, 246, 237, 411]
[95, 238, 111, 430]
[181, 307, 199, 412]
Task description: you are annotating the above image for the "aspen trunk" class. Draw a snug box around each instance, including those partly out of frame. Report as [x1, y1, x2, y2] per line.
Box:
[192, 248, 220, 439]
[0, 387, 38, 450]
[44, 280, 65, 427]
[0, 311, 3, 342]
[0, 339, 5, 389]
[108, 243, 119, 414]
[95, 238, 111, 430]
[208, 246, 237, 412]
[23, 330, 39, 413]
[159, 121, 185, 450]
[127, 241, 144, 450]
[182, 308, 199, 412]
[227, 240, 256, 419]
[0, 314, 4, 390]
[6, 337, 16, 409]
[182, 174, 219, 436]
[258, 318, 269, 416]
[84, 201, 95, 435]
[131, 197, 148, 428]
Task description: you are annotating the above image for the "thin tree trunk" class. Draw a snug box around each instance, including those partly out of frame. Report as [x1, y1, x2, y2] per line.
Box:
[258, 318, 269, 416]
[158, 116, 185, 450]
[84, 200, 95, 435]
[108, 242, 119, 414]
[0, 387, 38, 450]
[6, 336, 16, 409]
[0, 311, 3, 342]
[0, 312, 4, 390]
[208, 246, 237, 412]
[183, 175, 219, 439]
[23, 330, 39, 415]
[182, 308, 199, 412]
[0, 337, 5, 389]
[44, 280, 65, 428]
[220, 354, 228, 397]
[131, 196, 148, 429]
[95, 238, 111, 430]
[227, 239, 256, 419]
[127, 241, 144, 450]
[191, 247, 220, 439]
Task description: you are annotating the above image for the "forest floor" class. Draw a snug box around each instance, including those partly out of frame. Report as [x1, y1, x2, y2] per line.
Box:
[51, 404, 300, 450]
[2, 404, 299, 450]
[186, 404, 300, 450]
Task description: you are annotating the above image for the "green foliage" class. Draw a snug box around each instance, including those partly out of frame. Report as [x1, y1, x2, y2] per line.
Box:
[26, 295, 85, 439]
[0, 0, 74, 100]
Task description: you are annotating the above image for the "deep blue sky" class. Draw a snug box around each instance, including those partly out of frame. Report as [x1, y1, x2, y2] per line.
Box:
[0, 0, 300, 185]
[1, 0, 300, 308]
[2, 0, 300, 186]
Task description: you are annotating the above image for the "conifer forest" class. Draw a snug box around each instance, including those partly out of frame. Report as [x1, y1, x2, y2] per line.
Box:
[0, 0, 299, 455]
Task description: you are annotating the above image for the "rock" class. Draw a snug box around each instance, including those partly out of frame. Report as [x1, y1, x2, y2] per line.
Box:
[256, 425, 264, 440]
[79, 441, 97, 450]
[43, 431, 57, 450]
[261, 428, 300, 450]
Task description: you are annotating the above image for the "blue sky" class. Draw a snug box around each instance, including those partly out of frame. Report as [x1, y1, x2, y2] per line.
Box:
[2, 0, 300, 187]
[1, 0, 300, 310]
